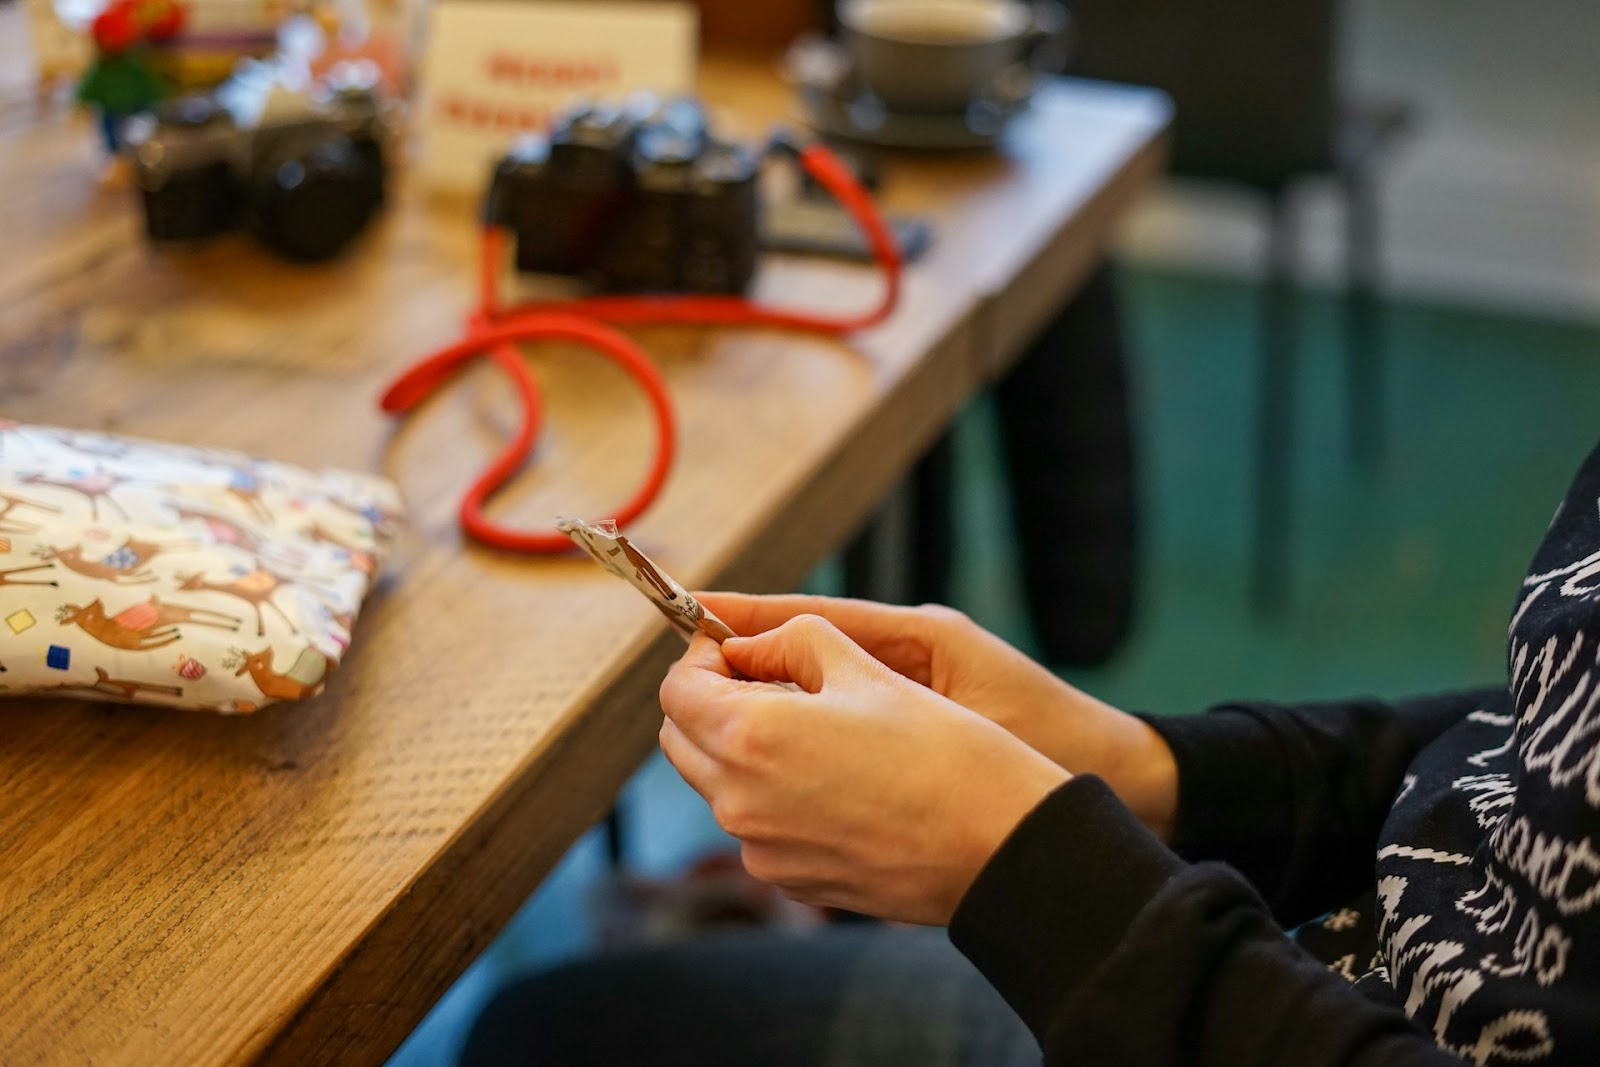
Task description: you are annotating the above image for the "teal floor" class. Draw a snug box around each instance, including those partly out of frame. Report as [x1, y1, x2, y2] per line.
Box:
[387, 267, 1600, 1065]
[961, 268, 1600, 710]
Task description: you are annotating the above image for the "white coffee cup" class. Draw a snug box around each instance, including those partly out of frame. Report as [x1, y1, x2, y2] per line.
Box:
[837, 0, 1035, 113]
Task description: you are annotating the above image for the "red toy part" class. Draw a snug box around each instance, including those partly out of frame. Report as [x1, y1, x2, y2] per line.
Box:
[91, 0, 187, 50]
[91, 2, 140, 53]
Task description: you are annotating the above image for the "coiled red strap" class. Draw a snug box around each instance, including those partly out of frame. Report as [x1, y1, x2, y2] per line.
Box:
[379, 140, 901, 553]
[379, 314, 676, 553]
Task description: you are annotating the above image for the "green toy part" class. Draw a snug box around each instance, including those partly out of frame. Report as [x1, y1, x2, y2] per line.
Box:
[76, 51, 166, 114]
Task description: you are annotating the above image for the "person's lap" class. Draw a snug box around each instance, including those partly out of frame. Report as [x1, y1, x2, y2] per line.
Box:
[459, 925, 1038, 1067]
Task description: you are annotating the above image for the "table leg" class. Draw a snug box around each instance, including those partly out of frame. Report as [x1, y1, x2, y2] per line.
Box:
[1252, 190, 1298, 616]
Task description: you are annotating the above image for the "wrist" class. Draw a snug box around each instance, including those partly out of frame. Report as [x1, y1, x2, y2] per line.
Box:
[1027, 688, 1178, 842]
[951, 742, 1071, 922]
[1100, 716, 1178, 842]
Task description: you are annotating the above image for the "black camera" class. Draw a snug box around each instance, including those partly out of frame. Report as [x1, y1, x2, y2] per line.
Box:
[129, 69, 390, 263]
[486, 98, 761, 294]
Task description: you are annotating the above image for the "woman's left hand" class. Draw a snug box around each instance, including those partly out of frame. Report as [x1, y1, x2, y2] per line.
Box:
[657, 617, 1071, 925]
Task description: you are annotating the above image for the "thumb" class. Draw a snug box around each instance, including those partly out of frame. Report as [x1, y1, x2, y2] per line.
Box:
[721, 614, 861, 694]
[678, 632, 734, 679]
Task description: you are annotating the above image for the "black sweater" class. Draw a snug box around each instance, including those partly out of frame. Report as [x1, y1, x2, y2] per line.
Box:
[950, 438, 1600, 1066]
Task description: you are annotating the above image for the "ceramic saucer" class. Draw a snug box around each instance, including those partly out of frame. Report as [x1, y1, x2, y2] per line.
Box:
[783, 35, 1035, 150]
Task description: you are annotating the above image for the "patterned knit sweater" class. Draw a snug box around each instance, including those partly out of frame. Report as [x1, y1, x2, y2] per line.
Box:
[951, 438, 1600, 1065]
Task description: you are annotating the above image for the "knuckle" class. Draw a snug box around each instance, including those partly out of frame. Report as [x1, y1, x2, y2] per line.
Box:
[788, 613, 833, 638]
[712, 796, 756, 839]
[657, 670, 683, 710]
[919, 603, 969, 631]
[719, 713, 770, 765]
[739, 843, 777, 883]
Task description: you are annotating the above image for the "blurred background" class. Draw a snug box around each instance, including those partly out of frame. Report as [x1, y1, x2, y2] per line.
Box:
[7, 0, 1599, 1061]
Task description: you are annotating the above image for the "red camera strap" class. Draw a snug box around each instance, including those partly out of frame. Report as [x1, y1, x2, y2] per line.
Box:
[379, 140, 903, 554]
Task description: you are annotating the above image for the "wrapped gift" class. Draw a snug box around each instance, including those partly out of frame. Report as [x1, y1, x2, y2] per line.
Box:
[0, 421, 401, 713]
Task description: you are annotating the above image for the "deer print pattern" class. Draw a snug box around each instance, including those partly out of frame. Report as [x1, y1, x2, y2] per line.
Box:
[58, 596, 242, 650]
[0, 421, 399, 712]
[37, 536, 196, 584]
[20, 470, 134, 522]
[170, 506, 309, 569]
[0, 562, 58, 588]
[0, 492, 61, 533]
[176, 567, 311, 637]
[223, 645, 330, 702]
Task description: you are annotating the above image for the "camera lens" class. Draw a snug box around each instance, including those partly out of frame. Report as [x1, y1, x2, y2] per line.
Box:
[252, 134, 383, 262]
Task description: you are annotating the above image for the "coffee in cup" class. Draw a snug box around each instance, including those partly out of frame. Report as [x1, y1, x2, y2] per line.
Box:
[837, 0, 1034, 113]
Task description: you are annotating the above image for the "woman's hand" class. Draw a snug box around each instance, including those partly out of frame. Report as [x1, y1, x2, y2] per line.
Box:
[658, 620, 1070, 925]
[699, 592, 1177, 839]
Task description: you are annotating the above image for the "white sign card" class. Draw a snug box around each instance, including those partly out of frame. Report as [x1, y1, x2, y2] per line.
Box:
[419, 0, 698, 192]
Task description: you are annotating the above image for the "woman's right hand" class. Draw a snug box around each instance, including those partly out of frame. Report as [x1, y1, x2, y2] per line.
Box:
[697, 592, 1178, 840]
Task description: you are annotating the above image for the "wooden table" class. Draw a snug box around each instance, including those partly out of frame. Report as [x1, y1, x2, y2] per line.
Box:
[0, 36, 1169, 1067]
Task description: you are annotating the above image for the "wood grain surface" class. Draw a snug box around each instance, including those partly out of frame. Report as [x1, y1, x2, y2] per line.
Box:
[0, 25, 1169, 1067]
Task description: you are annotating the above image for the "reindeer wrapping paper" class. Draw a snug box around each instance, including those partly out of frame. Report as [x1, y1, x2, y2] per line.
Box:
[0, 421, 401, 713]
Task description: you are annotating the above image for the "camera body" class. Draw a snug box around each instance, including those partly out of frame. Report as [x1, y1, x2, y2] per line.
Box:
[486, 98, 761, 294]
[130, 70, 390, 263]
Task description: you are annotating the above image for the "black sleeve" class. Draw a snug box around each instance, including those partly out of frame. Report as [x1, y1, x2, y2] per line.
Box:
[949, 776, 1467, 1066]
[1141, 686, 1504, 926]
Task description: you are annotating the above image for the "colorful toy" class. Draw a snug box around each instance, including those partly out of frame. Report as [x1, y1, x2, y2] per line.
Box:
[75, 0, 187, 159]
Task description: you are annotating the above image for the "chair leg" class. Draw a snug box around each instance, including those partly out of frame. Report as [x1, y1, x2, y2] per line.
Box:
[842, 477, 917, 605]
[605, 804, 628, 870]
[994, 264, 1138, 665]
[1342, 162, 1383, 475]
[910, 430, 956, 606]
[1252, 191, 1297, 616]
